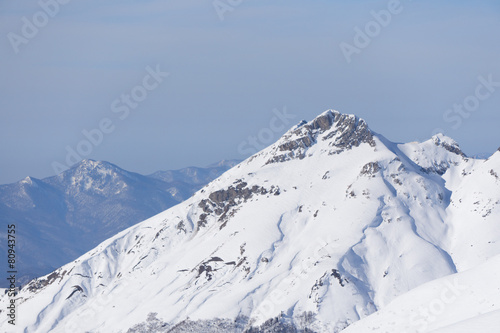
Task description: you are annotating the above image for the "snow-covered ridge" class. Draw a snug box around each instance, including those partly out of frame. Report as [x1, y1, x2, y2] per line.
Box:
[431, 133, 465, 157]
[398, 133, 467, 175]
[0, 159, 239, 287]
[1, 110, 499, 333]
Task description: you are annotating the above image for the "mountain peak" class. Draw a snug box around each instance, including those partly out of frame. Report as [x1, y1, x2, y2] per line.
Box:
[431, 133, 465, 157]
[297, 109, 357, 131]
[66, 159, 129, 180]
[19, 176, 40, 187]
[21, 176, 33, 184]
[76, 159, 114, 170]
[51, 159, 137, 194]
[264, 109, 376, 164]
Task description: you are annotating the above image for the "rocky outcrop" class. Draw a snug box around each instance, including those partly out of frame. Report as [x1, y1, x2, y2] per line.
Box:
[197, 180, 279, 230]
[360, 162, 381, 177]
[266, 111, 376, 164]
[432, 135, 465, 157]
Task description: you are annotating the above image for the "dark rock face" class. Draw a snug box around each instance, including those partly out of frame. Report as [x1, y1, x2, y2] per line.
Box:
[360, 162, 381, 177]
[322, 113, 375, 151]
[195, 257, 226, 281]
[266, 111, 376, 164]
[432, 136, 466, 157]
[331, 269, 348, 287]
[208, 181, 263, 204]
[197, 180, 279, 230]
[440, 142, 465, 156]
[26, 268, 70, 293]
[421, 162, 455, 176]
[308, 113, 335, 131]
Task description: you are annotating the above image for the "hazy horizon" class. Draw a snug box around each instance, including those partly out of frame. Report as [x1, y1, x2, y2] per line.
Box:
[1, 0, 499, 184]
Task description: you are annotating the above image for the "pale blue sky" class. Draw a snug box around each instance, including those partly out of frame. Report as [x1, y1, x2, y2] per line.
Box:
[1, 0, 499, 184]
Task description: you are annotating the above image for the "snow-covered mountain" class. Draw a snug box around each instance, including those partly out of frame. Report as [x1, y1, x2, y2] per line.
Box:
[342, 252, 500, 333]
[0, 160, 239, 287]
[1, 110, 499, 332]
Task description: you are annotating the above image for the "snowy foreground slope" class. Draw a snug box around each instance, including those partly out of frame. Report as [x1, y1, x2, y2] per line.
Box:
[342, 253, 500, 333]
[1, 110, 499, 332]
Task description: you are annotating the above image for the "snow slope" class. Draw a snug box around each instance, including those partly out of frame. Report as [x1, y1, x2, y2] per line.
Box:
[1, 110, 498, 332]
[342, 253, 500, 333]
[0, 160, 238, 287]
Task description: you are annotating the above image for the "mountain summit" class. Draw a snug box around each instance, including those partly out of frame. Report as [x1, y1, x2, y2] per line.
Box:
[262, 110, 375, 164]
[2, 110, 499, 333]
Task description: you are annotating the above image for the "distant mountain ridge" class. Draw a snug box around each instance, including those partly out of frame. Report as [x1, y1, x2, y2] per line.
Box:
[0, 159, 240, 286]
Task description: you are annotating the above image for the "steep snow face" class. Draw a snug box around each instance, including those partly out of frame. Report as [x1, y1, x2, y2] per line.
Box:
[398, 134, 465, 175]
[342, 253, 500, 333]
[1, 110, 499, 333]
[0, 160, 237, 287]
[440, 150, 500, 271]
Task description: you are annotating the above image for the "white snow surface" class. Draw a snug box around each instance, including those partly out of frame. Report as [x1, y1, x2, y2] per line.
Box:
[1, 110, 499, 332]
[342, 253, 500, 333]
